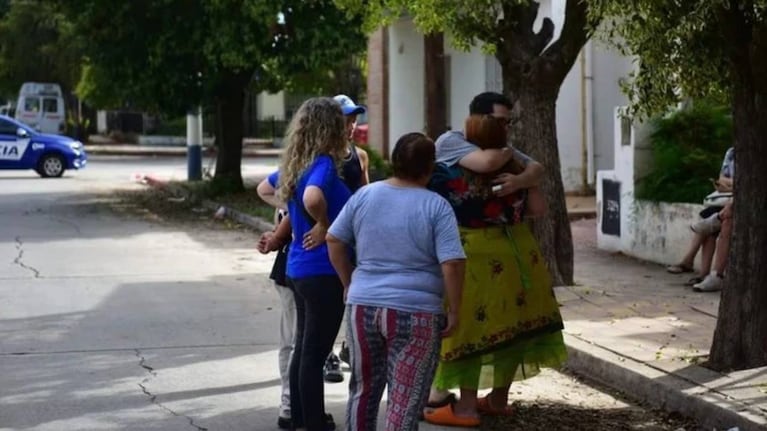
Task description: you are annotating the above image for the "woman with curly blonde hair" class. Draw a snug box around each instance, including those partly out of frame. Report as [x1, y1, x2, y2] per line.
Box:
[269, 97, 352, 431]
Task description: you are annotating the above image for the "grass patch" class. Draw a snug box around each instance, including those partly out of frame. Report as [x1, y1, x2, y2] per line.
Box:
[107, 179, 275, 231]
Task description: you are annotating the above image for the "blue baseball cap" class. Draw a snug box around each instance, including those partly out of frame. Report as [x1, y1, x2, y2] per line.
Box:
[333, 94, 366, 116]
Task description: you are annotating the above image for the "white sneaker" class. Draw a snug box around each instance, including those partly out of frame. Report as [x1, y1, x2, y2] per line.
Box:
[691, 214, 722, 236]
[693, 272, 723, 292]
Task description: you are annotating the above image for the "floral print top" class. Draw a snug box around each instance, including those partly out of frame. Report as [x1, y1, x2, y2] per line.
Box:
[428, 162, 527, 228]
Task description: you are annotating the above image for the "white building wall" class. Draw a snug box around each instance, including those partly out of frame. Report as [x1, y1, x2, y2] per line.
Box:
[257, 91, 286, 120]
[556, 52, 586, 192]
[385, 1, 631, 190]
[591, 41, 635, 174]
[388, 19, 425, 149]
[445, 40, 487, 131]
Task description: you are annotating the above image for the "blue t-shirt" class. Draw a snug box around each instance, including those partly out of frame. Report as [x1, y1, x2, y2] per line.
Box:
[268, 155, 351, 279]
[328, 182, 466, 314]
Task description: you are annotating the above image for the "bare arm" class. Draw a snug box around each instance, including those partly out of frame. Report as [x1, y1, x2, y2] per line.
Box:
[327, 233, 354, 293]
[525, 187, 547, 218]
[257, 178, 285, 209]
[302, 186, 330, 249]
[440, 259, 465, 337]
[716, 175, 733, 192]
[273, 214, 292, 244]
[492, 160, 545, 196]
[303, 186, 330, 227]
[356, 147, 370, 186]
[458, 147, 515, 173]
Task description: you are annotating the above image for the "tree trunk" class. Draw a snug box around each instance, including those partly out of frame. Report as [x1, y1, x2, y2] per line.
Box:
[509, 85, 574, 286]
[424, 32, 447, 139]
[489, 0, 589, 286]
[708, 8, 767, 371]
[212, 73, 250, 193]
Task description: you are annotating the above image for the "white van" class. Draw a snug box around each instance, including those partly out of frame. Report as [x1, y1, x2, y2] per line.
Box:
[14, 82, 66, 134]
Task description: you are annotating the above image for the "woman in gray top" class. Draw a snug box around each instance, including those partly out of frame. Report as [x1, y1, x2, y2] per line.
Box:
[326, 132, 466, 431]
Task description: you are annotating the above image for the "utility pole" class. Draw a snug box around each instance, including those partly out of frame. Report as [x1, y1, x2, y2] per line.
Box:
[186, 106, 203, 181]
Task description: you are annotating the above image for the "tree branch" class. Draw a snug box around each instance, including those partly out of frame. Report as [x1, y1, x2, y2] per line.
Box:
[540, 0, 594, 83]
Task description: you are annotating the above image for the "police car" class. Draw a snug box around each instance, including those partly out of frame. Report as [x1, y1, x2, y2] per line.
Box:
[0, 114, 87, 177]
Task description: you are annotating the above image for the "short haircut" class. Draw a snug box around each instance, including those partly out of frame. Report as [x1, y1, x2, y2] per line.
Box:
[469, 92, 512, 115]
[391, 132, 435, 180]
[464, 114, 507, 150]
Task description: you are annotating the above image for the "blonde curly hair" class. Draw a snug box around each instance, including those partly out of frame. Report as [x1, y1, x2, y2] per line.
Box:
[277, 97, 347, 203]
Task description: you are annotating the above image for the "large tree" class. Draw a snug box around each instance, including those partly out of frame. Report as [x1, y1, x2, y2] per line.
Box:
[591, 0, 767, 371]
[61, 0, 366, 191]
[336, 0, 599, 285]
[0, 1, 82, 105]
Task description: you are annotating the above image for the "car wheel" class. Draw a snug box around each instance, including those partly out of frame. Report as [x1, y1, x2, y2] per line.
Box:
[36, 153, 66, 178]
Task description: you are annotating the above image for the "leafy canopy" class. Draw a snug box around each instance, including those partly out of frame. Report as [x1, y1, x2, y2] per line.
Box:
[62, 0, 366, 114]
[0, 1, 82, 98]
[589, 0, 767, 118]
[335, 0, 531, 51]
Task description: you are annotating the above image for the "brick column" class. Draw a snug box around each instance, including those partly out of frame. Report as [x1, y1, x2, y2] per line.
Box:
[365, 27, 390, 158]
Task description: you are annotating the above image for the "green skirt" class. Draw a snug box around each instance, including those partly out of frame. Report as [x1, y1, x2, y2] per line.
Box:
[433, 223, 567, 390]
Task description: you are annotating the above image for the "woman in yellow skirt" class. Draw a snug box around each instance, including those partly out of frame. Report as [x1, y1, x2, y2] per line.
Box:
[424, 108, 568, 427]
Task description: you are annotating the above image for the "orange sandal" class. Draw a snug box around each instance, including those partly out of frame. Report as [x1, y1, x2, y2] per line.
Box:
[423, 404, 480, 427]
[477, 396, 514, 416]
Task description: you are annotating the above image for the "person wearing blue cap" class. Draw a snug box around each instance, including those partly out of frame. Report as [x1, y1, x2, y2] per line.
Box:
[255, 95, 371, 428]
[319, 94, 370, 384]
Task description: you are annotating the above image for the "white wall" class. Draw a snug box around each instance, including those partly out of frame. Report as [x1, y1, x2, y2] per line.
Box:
[556, 51, 587, 192]
[388, 19, 425, 150]
[257, 91, 286, 120]
[596, 107, 700, 267]
[385, 4, 633, 190]
[445, 39, 486, 132]
[591, 41, 635, 174]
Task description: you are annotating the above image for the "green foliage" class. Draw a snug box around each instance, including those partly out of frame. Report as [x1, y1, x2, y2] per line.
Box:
[636, 102, 733, 204]
[335, 0, 522, 51]
[62, 0, 367, 116]
[358, 143, 392, 181]
[0, 1, 83, 98]
[588, 1, 767, 119]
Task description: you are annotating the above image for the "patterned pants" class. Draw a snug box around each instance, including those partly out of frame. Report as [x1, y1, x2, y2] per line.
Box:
[345, 305, 443, 431]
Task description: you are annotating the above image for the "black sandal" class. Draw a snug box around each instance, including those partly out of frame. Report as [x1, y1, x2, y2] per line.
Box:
[685, 276, 704, 286]
[426, 392, 457, 408]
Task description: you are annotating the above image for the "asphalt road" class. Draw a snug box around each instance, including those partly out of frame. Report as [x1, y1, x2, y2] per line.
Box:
[0, 156, 698, 431]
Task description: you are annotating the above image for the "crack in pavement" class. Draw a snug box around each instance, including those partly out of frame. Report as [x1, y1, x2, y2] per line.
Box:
[135, 349, 208, 431]
[13, 236, 41, 278]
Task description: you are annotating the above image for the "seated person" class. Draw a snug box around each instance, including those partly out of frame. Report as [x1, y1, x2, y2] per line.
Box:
[666, 147, 734, 286]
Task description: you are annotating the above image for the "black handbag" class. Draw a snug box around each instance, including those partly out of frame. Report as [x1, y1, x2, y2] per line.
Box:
[269, 245, 289, 287]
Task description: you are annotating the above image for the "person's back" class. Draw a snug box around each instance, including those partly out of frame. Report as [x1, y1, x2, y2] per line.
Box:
[342, 181, 459, 314]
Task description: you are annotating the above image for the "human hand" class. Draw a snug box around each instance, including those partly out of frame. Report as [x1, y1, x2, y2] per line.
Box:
[492, 173, 521, 196]
[302, 223, 328, 250]
[441, 312, 459, 338]
[257, 231, 285, 254]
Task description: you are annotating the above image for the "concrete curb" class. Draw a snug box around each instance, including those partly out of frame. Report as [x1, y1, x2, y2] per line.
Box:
[564, 334, 766, 431]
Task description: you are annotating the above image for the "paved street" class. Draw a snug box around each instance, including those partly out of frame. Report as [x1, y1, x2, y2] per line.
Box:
[1, 156, 701, 430]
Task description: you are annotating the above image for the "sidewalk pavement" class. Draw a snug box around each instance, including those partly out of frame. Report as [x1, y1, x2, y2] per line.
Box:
[143, 174, 764, 430]
[566, 219, 766, 431]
